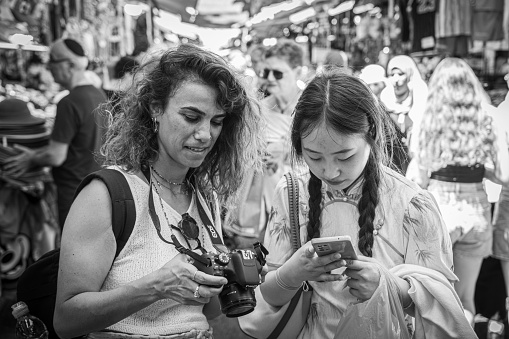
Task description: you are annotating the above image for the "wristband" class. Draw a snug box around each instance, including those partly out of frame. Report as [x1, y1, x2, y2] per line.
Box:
[275, 268, 302, 291]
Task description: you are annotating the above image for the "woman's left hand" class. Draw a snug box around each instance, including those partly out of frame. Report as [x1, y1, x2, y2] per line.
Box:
[343, 256, 382, 302]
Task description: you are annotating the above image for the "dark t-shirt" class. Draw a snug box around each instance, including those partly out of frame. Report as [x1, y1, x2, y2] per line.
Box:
[51, 85, 107, 227]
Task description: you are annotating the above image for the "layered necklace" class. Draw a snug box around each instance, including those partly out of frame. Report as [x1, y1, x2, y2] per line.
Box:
[150, 168, 205, 250]
[151, 165, 191, 196]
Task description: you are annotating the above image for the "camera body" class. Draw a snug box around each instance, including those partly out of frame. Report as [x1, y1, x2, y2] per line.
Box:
[193, 242, 267, 317]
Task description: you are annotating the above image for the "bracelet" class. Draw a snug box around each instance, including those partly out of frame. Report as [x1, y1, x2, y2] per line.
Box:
[275, 268, 302, 291]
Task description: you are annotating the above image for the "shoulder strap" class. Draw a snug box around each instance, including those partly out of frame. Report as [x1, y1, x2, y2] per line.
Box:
[267, 172, 308, 339]
[284, 172, 301, 252]
[74, 168, 136, 258]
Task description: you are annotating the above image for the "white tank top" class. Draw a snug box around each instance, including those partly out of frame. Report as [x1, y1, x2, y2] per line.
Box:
[100, 169, 220, 335]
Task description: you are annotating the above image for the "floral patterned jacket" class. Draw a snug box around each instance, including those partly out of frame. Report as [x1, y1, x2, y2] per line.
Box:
[263, 166, 457, 338]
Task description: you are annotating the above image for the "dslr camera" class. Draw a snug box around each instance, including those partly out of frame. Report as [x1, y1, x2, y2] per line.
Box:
[193, 242, 268, 317]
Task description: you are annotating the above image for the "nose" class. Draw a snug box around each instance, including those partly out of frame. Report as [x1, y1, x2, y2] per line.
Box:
[267, 70, 277, 81]
[322, 161, 341, 181]
[194, 123, 212, 142]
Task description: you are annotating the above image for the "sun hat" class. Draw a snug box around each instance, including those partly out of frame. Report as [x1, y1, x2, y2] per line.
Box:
[0, 98, 45, 126]
[358, 64, 387, 85]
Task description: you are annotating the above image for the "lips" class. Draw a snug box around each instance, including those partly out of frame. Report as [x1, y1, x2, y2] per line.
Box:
[325, 179, 345, 187]
[186, 146, 207, 153]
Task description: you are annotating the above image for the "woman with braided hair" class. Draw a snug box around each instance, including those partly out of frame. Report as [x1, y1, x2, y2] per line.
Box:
[258, 66, 476, 338]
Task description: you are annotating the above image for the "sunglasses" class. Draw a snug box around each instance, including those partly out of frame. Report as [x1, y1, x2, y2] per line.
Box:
[259, 68, 284, 80]
[171, 213, 203, 252]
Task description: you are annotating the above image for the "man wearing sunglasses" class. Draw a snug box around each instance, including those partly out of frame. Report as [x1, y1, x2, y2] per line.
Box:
[225, 39, 306, 249]
[4, 38, 108, 229]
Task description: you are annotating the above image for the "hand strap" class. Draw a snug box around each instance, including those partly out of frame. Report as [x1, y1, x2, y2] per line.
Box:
[268, 172, 311, 339]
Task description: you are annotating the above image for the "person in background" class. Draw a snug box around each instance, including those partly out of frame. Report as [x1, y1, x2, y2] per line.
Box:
[3, 38, 108, 229]
[358, 64, 395, 103]
[409, 57, 509, 326]
[224, 39, 306, 247]
[102, 56, 140, 112]
[0, 98, 59, 297]
[53, 43, 264, 338]
[258, 66, 475, 338]
[492, 65, 509, 320]
[384, 55, 429, 173]
[358, 64, 407, 174]
[323, 49, 353, 75]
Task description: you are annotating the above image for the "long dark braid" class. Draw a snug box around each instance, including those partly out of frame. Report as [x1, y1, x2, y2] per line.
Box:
[307, 171, 323, 241]
[357, 155, 380, 257]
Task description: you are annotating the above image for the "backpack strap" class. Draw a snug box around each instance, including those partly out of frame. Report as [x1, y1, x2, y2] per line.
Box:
[74, 168, 136, 257]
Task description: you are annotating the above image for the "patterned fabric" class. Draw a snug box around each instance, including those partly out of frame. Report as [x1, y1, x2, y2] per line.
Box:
[435, 0, 472, 38]
[263, 166, 455, 338]
[99, 168, 221, 336]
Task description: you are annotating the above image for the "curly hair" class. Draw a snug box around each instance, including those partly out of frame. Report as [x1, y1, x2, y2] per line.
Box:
[291, 66, 398, 256]
[417, 57, 495, 172]
[264, 39, 304, 69]
[100, 44, 265, 203]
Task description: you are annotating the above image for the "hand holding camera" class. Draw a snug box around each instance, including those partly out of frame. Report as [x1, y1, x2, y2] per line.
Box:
[187, 242, 268, 317]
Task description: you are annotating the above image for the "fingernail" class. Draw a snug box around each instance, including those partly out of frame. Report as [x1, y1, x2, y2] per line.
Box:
[334, 253, 342, 260]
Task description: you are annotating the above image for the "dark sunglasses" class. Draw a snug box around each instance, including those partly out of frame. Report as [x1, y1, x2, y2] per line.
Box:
[259, 68, 284, 80]
[171, 213, 203, 251]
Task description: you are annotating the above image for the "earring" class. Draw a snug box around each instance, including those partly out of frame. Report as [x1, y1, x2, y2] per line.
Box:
[152, 117, 158, 134]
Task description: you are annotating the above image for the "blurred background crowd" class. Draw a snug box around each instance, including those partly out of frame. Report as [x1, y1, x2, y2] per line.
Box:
[1, 0, 509, 338]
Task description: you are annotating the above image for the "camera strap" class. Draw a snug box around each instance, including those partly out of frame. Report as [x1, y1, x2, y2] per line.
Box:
[143, 166, 227, 255]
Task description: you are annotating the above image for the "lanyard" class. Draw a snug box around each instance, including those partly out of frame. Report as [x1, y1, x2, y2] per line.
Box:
[142, 166, 228, 265]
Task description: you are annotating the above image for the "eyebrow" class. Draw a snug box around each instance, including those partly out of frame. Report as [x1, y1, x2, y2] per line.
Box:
[180, 106, 227, 118]
[303, 147, 354, 155]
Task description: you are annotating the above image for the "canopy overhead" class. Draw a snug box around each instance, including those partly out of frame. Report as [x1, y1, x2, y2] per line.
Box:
[144, 0, 248, 28]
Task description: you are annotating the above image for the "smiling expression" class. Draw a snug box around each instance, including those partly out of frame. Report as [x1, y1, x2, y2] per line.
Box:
[154, 81, 226, 178]
[301, 123, 371, 191]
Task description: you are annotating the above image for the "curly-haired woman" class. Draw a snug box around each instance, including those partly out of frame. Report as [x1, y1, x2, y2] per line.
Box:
[410, 57, 509, 325]
[53, 44, 265, 339]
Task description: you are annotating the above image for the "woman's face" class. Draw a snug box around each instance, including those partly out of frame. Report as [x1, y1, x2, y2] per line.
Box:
[301, 123, 371, 191]
[263, 56, 300, 100]
[388, 67, 409, 97]
[155, 80, 226, 172]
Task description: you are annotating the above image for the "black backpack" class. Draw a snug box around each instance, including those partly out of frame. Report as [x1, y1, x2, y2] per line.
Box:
[16, 169, 136, 339]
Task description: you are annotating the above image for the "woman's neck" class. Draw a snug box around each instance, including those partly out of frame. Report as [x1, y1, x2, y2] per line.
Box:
[151, 161, 188, 184]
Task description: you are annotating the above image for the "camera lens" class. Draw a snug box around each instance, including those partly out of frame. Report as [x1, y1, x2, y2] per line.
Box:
[219, 283, 257, 318]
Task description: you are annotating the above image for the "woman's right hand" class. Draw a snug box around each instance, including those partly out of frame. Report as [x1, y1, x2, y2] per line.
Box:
[153, 253, 228, 306]
[278, 242, 347, 287]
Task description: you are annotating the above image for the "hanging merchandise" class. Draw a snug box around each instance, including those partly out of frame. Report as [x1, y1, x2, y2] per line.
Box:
[408, 0, 436, 52]
[435, 0, 472, 57]
[472, 0, 505, 42]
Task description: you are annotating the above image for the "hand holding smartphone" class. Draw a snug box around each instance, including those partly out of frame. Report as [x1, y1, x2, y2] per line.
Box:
[311, 235, 358, 260]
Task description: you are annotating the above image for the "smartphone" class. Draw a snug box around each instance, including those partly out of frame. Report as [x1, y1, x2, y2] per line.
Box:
[311, 235, 358, 259]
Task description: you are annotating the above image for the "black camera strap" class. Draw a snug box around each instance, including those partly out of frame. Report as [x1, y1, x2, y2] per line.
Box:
[143, 166, 227, 259]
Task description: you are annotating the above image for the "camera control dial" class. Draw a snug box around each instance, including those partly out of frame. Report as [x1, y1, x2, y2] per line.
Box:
[216, 253, 230, 266]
